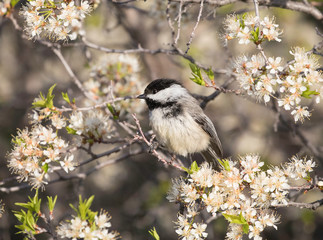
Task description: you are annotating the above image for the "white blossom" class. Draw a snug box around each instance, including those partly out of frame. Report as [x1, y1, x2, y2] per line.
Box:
[20, 0, 93, 41]
[57, 212, 119, 240]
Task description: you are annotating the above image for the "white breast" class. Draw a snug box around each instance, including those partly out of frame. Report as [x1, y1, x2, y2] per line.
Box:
[149, 109, 210, 156]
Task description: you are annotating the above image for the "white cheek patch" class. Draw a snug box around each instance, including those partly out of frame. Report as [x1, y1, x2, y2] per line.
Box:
[147, 84, 187, 102]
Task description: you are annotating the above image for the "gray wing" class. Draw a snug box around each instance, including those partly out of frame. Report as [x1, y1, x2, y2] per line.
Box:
[193, 113, 223, 163]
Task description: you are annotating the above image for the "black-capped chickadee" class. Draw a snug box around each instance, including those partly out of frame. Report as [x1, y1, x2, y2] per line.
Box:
[137, 78, 223, 165]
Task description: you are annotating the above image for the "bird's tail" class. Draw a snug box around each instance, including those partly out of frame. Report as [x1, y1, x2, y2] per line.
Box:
[201, 147, 222, 167]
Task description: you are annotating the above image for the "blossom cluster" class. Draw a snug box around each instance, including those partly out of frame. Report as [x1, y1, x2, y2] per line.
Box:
[68, 109, 116, 144]
[234, 47, 323, 122]
[175, 209, 208, 240]
[20, 0, 93, 41]
[7, 124, 75, 189]
[7, 86, 77, 189]
[167, 155, 316, 240]
[30, 107, 67, 130]
[83, 54, 144, 117]
[57, 211, 120, 240]
[224, 14, 282, 45]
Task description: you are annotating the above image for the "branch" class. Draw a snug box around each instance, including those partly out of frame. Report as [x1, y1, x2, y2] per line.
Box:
[0, 148, 144, 193]
[81, 37, 228, 74]
[132, 113, 184, 171]
[199, 76, 237, 109]
[175, 0, 184, 45]
[78, 141, 136, 167]
[169, 0, 323, 20]
[258, 0, 323, 21]
[274, 198, 323, 210]
[166, 0, 176, 44]
[57, 95, 135, 112]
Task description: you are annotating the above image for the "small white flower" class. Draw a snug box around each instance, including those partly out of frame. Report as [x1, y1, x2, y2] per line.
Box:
[95, 213, 112, 229]
[167, 177, 184, 203]
[191, 223, 208, 239]
[60, 154, 76, 173]
[266, 57, 284, 74]
[191, 162, 214, 188]
[181, 183, 200, 203]
[263, 27, 282, 42]
[237, 27, 251, 44]
[291, 106, 311, 122]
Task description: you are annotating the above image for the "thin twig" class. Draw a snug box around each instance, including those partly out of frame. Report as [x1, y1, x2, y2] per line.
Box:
[0, 149, 144, 193]
[51, 47, 93, 100]
[166, 0, 176, 43]
[169, 0, 323, 21]
[273, 198, 323, 210]
[185, 0, 204, 54]
[57, 95, 135, 112]
[78, 141, 135, 167]
[132, 114, 184, 171]
[82, 37, 228, 74]
[253, 0, 260, 19]
[174, 0, 184, 45]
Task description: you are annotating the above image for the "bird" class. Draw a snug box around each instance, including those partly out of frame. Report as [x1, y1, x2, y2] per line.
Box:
[137, 78, 223, 165]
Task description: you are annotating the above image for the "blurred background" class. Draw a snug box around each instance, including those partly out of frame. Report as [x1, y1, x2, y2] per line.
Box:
[0, 0, 323, 239]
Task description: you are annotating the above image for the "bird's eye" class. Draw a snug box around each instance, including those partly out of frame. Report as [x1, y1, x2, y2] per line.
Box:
[152, 89, 158, 94]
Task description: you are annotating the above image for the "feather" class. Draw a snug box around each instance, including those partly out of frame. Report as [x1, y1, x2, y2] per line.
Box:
[193, 114, 223, 165]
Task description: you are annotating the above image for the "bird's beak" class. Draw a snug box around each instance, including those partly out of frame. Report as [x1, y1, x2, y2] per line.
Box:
[137, 93, 146, 99]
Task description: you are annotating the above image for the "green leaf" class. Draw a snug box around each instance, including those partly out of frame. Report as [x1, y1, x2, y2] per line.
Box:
[71, 195, 96, 221]
[222, 212, 249, 233]
[13, 191, 48, 236]
[301, 89, 319, 99]
[45, 84, 56, 108]
[189, 63, 205, 86]
[47, 195, 57, 212]
[15, 190, 41, 213]
[32, 84, 56, 109]
[251, 27, 260, 42]
[107, 103, 119, 120]
[87, 209, 98, 226]
[181, 166, 190, 173]
[149, 227, 160, 240]
[69, 203, 78, 214]
[33, 190, 41, 214]
[242, 223, 249, 234]
[10, 0, 20, 8]
[204, 68, 214, 82]
[32, 99, 47, 108]
[182, 161, 200, 174]
[190, 161, 200, 173]
[222, 212, 247, 225]
[84, 195, 94, 208]
[239, 14, 246, 29]
[303, 173, 312, 182]
[62, 92, 71, 104]
[66, 126, 77, 135]
[13, 210, 25, 222]
[42, 163, 49, 174]
[218, 159, 231, 171]
[25, 210, 36, 231]
[15, 202, 31, 210]
[13, 209, 37, 234]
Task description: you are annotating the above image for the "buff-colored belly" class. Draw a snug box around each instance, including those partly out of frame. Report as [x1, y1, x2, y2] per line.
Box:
[150, 111, 210, 156]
